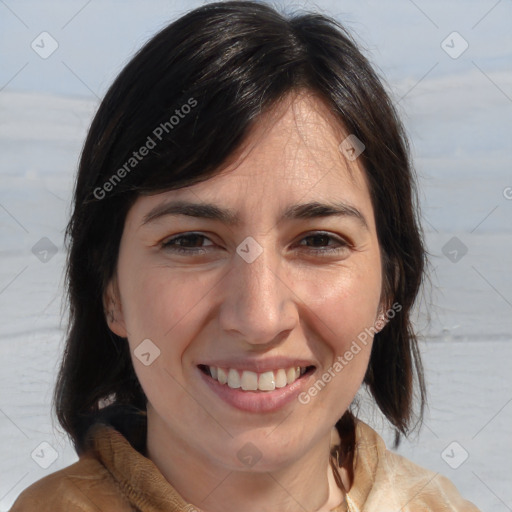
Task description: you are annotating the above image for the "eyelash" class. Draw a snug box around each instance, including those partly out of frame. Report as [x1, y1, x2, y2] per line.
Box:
[161, 233, 214, 255]
[161, 231, 351, 256]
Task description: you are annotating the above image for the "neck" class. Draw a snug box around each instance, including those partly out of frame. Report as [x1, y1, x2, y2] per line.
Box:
[146, 411, 345, 512]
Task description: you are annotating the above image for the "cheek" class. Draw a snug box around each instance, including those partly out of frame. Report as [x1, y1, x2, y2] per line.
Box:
[293, 265, 381, 415]
[295, 262, 382, 354]
[118, 266, 214, 398]
[120, 263, 212, 341]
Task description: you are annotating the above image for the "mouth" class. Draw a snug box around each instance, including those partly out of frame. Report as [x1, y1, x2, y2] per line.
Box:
[198, 364, 316, 392]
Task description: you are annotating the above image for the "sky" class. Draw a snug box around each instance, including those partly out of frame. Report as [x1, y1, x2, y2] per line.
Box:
[0, 0, 511, 97]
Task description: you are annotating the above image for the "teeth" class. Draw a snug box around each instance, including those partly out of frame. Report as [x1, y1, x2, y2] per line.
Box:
[217, 367, 227, 385]
[205, 365, 310, 392]
[227, 368, 241, 388]
[258, 371, 275, 391]
[241, 370, 258, 391]
[275, 368, 287, 388]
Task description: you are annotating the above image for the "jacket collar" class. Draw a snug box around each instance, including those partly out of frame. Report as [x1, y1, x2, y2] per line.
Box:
[87, 420, 380, 511]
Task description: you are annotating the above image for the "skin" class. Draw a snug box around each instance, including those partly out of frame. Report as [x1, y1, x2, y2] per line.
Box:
[106, 91, 386, 512]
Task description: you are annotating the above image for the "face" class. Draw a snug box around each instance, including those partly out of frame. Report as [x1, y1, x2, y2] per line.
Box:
[107, 92, 384, 472]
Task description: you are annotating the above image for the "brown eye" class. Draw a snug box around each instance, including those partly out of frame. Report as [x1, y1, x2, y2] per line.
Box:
[297, 232, 350, 256]
[301, 234, 335, 247]
[162, 233, 214, 254]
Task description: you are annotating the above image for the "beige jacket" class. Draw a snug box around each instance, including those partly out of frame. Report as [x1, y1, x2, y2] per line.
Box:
[10, 421, 479, 511]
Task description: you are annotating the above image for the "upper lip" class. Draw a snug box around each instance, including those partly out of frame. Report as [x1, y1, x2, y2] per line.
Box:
[198, 357, 316, 373]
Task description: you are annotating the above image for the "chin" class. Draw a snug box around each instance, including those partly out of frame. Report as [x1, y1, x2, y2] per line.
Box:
[219, 432, 314, 473]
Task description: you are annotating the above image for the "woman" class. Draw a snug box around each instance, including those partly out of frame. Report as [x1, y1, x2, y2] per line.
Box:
[11, 1, 479, 511]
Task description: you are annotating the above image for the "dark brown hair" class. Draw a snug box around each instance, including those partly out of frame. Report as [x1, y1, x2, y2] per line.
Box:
[55, 0, 426, 465]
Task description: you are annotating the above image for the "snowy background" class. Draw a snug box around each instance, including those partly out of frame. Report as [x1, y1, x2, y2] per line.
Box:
[1, 0, 511, 510]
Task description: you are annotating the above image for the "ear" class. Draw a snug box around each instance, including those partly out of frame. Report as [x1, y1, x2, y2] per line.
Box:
[103, 277, 128, 338]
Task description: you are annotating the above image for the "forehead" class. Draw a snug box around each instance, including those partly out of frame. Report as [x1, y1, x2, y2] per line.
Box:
[132, 92, 373, 224]
[214, 91, 366, 189]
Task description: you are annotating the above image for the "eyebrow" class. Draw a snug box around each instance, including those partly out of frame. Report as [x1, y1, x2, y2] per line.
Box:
[141, 200, 368, 229]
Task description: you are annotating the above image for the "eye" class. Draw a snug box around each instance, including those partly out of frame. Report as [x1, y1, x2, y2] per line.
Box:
[296, 231, 351, 255]
[161, 232, 215, 254]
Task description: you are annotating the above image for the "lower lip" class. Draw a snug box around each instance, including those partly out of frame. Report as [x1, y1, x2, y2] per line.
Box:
[198, 368, 314, 413]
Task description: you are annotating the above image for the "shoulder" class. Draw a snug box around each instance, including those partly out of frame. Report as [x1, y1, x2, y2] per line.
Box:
[347, 421, 480, 512]
[9, 455, 132, 512]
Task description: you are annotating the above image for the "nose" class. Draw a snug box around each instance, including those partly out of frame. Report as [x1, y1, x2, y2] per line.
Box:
[218, 245, 298, 346]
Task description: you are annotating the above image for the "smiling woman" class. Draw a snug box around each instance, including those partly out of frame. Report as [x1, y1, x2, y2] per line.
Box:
[11, 1, 479, 511]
